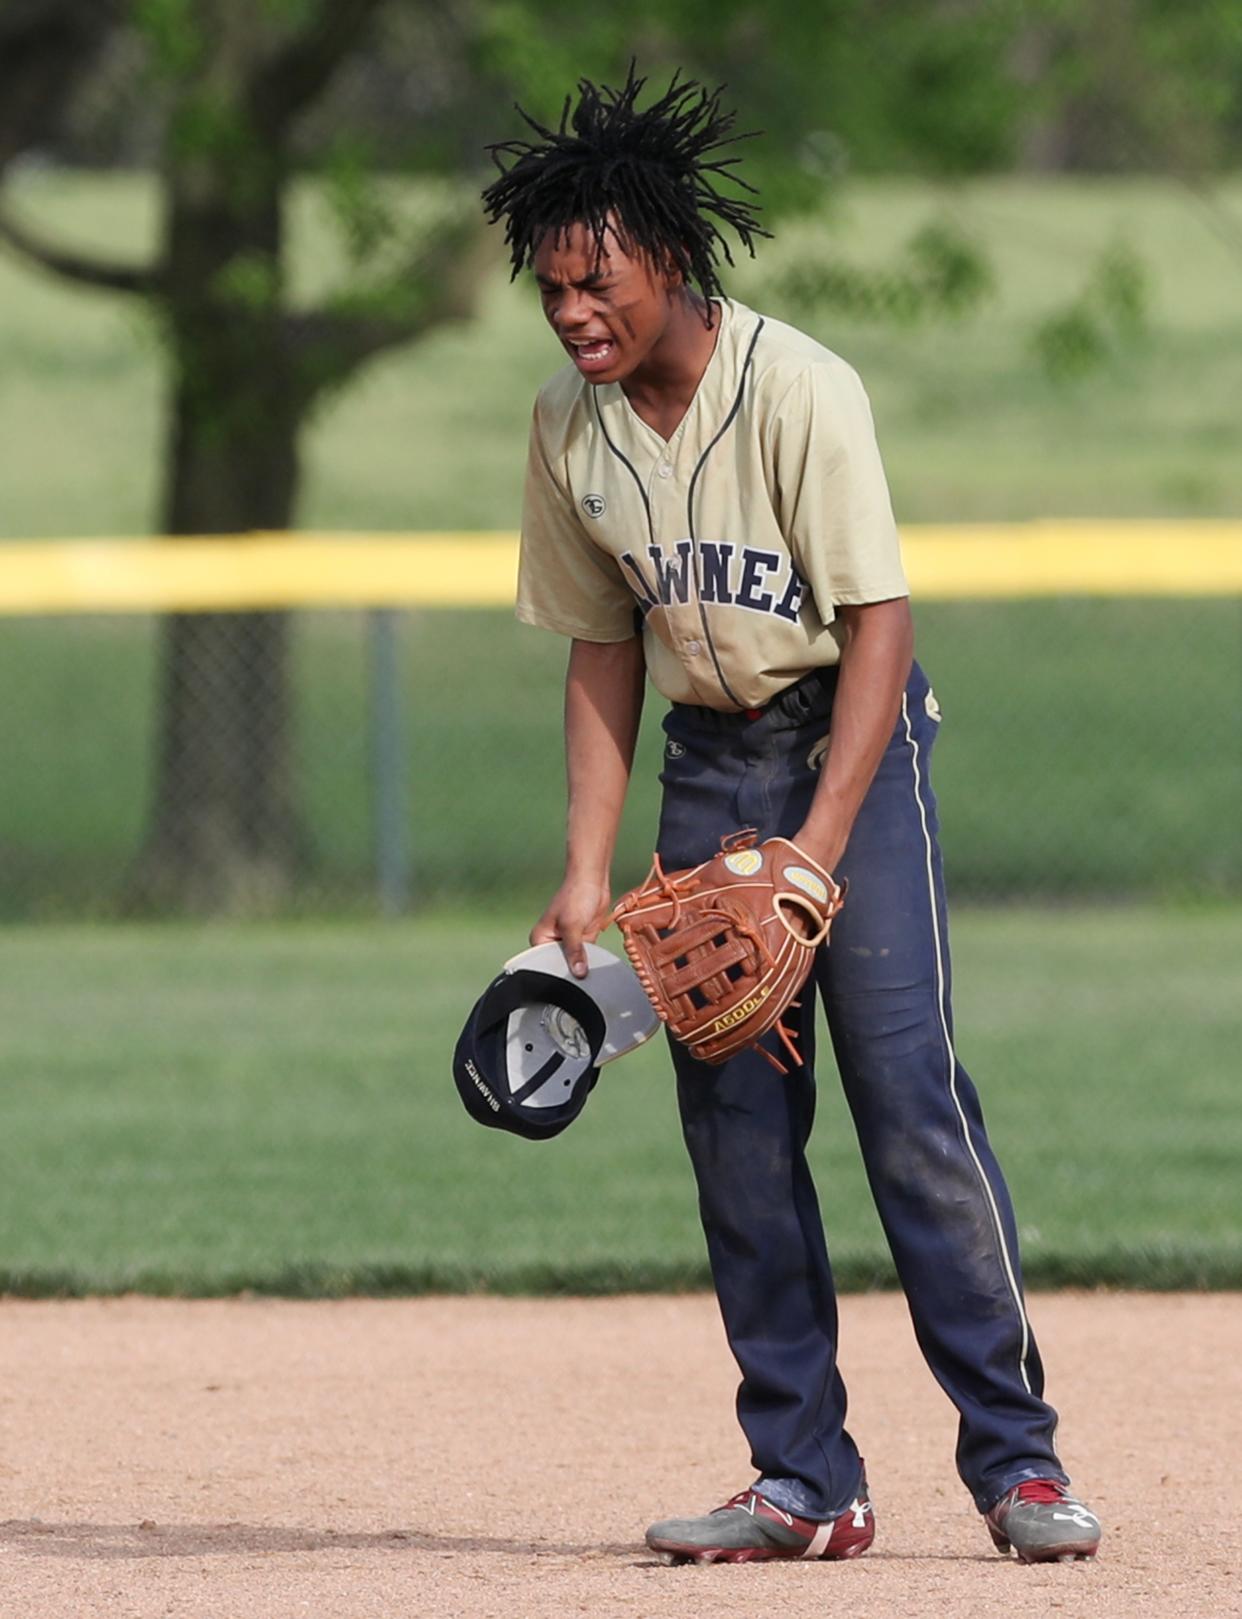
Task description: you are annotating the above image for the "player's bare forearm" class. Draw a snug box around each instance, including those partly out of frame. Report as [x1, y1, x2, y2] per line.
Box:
[793, 597, 914, 873]
[562, 634, 645, 881]
[530, 634, 645, 973]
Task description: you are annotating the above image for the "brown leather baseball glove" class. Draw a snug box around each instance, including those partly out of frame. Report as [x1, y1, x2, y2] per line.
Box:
[610, 830, 846, 1072]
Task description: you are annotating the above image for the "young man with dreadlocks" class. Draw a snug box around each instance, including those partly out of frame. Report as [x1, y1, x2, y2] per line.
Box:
[481, 69, 1101, 1567]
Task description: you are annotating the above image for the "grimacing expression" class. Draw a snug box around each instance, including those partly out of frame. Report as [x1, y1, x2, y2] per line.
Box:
[532, 223, 681, 383]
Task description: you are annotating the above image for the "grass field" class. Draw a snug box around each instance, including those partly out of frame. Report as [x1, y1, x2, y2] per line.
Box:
[0, 906, 1237, 1296]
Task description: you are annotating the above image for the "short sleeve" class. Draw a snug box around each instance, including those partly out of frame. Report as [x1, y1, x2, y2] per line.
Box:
[516, 403, 637, 642]
[768, 362, 909, 611]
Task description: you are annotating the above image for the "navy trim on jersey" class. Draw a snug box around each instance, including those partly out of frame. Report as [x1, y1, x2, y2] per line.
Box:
[591, 316, 765, 711]
[591, 389, 655, 546]
[686, 317, 766, 709]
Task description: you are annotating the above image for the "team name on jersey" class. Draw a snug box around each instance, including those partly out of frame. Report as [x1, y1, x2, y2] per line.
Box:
[619, 542, 807, 623]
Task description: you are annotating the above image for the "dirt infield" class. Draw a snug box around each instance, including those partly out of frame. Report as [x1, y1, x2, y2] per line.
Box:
[1, 1293, 1238, 1619]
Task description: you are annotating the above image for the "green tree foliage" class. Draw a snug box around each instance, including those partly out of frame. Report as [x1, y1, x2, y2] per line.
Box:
[1031, 241, 1150, 385]
[0, 0, 495, 912]
[1014, 0, 1242, 172]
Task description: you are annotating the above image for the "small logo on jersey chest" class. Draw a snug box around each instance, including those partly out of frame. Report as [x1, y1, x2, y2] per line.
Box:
[581, 494, 607, 519]
[664, 739, 686, 760]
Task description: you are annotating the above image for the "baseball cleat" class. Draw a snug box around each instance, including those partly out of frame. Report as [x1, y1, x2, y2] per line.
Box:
[645, 1481, 875, 1565]
[985, 1479, 1101, 1563]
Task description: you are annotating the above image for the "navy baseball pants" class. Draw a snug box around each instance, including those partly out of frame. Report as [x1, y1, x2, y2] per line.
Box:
[655, 661, 1067, 1520]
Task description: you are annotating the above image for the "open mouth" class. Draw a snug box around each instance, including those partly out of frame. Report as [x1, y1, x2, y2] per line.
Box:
[565, 337, 617, 370]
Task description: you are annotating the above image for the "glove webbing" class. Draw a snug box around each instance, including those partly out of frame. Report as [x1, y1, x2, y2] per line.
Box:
[647, 910, 767, 1002]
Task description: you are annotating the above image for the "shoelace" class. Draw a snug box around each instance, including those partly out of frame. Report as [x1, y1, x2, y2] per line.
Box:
[713, 1490, 799, 1526]
[1009, 1480, 1069, 1505]
[714, 1491, 759, 1516]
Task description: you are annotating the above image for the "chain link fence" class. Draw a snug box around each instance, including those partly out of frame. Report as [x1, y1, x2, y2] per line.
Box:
[1, 593, 1237, 919]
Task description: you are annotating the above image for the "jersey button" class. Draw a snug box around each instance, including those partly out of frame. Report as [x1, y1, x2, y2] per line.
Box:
[657, 463, 673, 479]
[685, 639, 702, 656]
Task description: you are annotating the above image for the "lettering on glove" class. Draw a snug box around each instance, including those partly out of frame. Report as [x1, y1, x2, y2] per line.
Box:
[610, 829, 845, 1072]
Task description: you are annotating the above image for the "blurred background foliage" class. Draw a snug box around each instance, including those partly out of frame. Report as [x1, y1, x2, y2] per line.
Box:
[29, 0, 1242, 178]
[0, 0, 1239, 915]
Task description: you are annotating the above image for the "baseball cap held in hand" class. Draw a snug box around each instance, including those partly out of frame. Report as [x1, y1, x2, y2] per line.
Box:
[453, 941, 658, 1140]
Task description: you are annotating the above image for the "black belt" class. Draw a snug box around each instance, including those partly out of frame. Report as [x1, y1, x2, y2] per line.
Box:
[671, 665, 839, 731]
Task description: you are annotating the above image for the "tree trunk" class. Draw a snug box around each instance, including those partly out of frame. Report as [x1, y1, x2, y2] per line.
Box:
[130, 137, 308, 913]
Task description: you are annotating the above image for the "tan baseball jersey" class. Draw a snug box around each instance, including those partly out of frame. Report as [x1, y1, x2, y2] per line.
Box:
[517, 297, 908, 711]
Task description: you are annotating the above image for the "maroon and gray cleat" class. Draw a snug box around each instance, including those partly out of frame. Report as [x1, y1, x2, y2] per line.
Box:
[645, 1483, 875, 1565]
[985, 1479, 1101, 1563]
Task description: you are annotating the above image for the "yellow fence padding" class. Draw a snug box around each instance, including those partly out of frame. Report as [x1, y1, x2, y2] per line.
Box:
[0, 523, 1238, 615]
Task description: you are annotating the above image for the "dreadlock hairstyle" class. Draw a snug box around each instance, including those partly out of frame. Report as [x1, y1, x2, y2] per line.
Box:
[481, 65, 769, 320]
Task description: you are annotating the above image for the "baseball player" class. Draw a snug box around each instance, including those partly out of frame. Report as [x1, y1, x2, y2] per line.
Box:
[482, 69, 1101, 1566]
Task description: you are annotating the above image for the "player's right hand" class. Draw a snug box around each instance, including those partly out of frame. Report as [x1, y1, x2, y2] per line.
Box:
[530, 874, 612, 979]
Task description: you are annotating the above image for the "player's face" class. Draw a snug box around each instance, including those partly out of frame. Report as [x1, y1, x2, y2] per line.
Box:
[532, 223, 679, 383]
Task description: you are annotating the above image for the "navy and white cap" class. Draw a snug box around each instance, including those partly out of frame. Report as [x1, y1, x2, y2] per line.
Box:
[453, 941, 658, 1141]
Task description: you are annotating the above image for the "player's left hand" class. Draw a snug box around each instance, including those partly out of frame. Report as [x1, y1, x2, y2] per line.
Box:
[790, 822, 848, 878]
